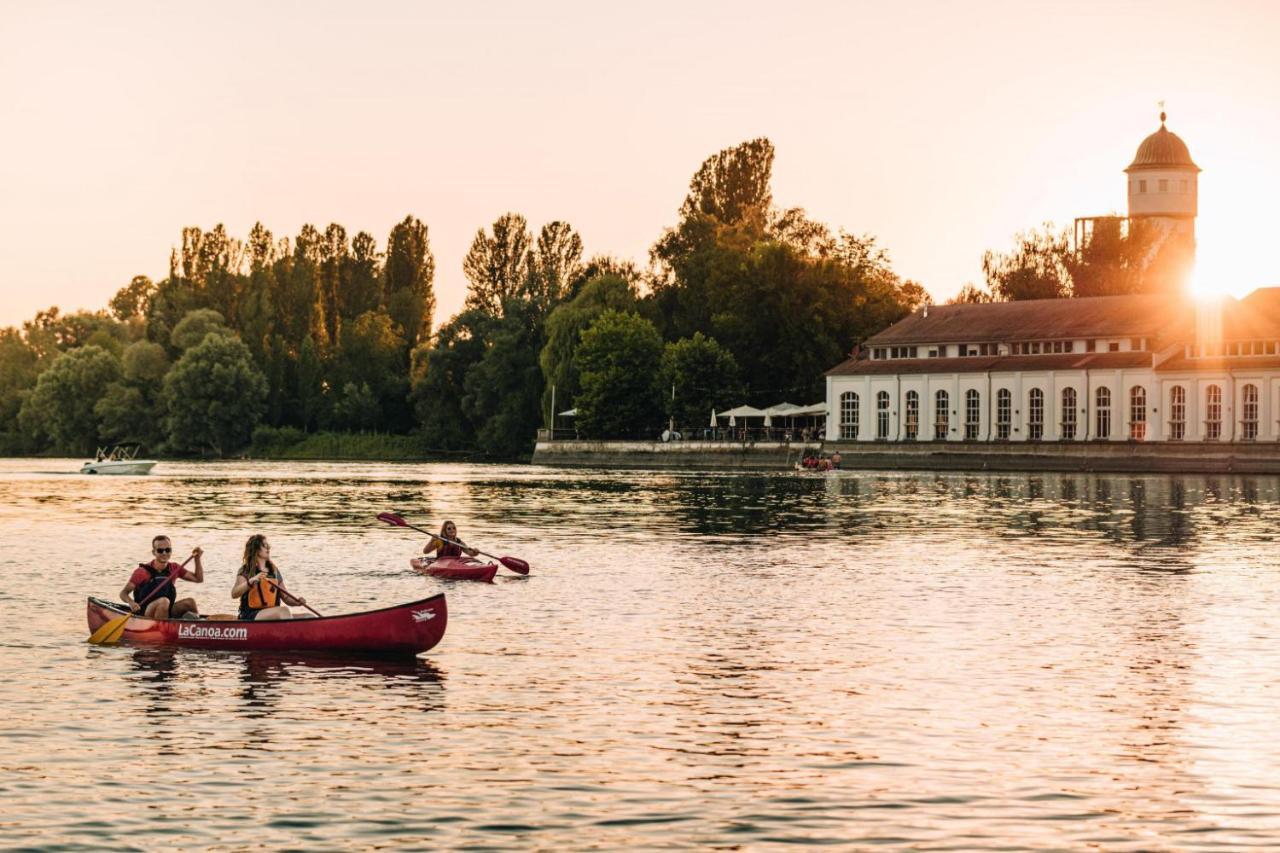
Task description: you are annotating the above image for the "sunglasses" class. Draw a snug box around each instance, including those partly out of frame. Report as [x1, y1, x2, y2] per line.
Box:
[155, 547, 172, 554]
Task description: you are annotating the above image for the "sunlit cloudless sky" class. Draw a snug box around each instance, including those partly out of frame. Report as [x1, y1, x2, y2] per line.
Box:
[1, 0, 1277, 327]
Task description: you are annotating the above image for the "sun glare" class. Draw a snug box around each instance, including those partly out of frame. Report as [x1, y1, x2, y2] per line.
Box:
[1187, 156, 1278, 302]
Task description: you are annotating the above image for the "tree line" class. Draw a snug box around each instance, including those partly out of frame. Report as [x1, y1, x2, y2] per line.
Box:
[952, 216, 1195, 304]
[0, 138, 928, 457]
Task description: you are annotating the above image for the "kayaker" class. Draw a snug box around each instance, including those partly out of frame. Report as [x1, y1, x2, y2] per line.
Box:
[231, 534, 311, 621]
[119, 536, 204, 619]
[422, 520, 480, 559]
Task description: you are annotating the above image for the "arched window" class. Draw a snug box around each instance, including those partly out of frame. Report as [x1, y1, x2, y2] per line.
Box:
[1028, 388, 1044, 440]
[1061, 388, 1077, 440]
[934, 390, 949, 440]
[1095, 387, 1111, 439]
[1129, 386, 1147, 440]
[904, 390, 919, 441]
[1170, 385, 1186, 440]
[840, 391, 859, 440]
[876, 391, 890, 440]
[1243, 384, 1259, 441]
[965, 389, 980, 440]
[1205, 384, 1222, 441]
[996, 388, 1011, 440]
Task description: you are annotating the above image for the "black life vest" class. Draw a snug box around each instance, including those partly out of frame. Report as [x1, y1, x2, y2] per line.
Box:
[134, 563, 177, 606]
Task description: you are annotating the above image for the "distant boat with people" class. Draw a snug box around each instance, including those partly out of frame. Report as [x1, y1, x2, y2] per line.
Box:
[80, 444, 158, 475]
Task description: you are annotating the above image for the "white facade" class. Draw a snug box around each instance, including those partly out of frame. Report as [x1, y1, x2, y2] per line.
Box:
[826, 369, 1280, 444]
[1127, 168, 1197, 223]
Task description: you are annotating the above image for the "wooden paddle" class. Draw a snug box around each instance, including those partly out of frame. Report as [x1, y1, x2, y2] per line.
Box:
[377, 512, 530, 575]
[88, 555, 195, 646]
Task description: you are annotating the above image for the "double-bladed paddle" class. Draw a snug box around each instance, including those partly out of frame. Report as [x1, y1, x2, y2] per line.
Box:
[88, 554, 195, 646]
[377, 512, 530, 575]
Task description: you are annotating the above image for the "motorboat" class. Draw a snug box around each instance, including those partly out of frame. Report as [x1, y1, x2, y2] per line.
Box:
[80, 444, 158, 475]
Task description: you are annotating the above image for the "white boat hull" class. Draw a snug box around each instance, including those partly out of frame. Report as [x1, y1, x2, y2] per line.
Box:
[80, 460, 157, 475]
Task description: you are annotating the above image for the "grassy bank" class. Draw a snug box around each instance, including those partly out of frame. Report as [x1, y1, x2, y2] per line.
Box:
[248, 427, 482, 461]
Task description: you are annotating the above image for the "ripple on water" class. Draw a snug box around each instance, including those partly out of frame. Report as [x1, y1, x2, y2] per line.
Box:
[1, 461, 1280, 846]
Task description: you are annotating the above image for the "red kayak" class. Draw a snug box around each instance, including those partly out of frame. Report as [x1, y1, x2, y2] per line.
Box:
[86, 594, 447, 656]
[410, 556, 498, 583]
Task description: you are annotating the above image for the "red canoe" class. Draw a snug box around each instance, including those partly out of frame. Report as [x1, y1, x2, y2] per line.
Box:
[410, 555, 498, 583]
[86, 594, 447, 656]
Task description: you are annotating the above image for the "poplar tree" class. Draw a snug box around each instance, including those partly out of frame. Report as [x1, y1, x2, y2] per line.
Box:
[462, 213, 532, 317]
[384, 216, 436, 346]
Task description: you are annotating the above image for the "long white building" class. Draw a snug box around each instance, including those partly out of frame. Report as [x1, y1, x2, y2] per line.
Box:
[824, 115, 1280, 446]
[825, 290, 1280, 444]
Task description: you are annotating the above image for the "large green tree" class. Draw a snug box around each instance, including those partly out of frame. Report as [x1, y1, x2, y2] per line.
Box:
[647, 137, 921, 401]
[332, 310, 410, 431]
[163, 334, 267, 456]
[410, 309, 496, 450]
[524, 221, 583, 314]
[575, 311, 664, 439]
[95, 340, 172, 447]
[0, 329, 40, 428]
[658, 333, 743, 431]
[539, 273, 638, 424]
[385, 215, 436, 347]
[170, 308, 232, 351]
[18, 345, 121, 454]
[462, 213, 532, 317]
[109, 275, 156, 321]
[981, 218, 1196, 300]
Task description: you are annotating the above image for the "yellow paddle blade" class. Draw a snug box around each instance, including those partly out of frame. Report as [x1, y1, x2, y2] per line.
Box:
[87, 612, 132, 645]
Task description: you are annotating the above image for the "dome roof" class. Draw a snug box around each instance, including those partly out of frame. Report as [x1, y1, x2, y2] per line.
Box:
[1126, 113, 1200, 172]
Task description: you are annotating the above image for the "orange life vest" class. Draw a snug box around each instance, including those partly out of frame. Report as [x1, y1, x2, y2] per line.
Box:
[240, 566, 281, 612]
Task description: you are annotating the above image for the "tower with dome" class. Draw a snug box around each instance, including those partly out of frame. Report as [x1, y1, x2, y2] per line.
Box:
[1072, 110, 1199, 289]
[1125, 111, 1200, 238]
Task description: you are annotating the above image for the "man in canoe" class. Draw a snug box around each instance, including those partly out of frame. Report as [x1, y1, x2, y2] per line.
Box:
[120, 535, 204, 619]
[231, 534, 311, 620]
[422, 520, 480, 559]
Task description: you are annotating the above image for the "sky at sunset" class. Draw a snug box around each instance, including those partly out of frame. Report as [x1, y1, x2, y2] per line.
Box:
[2, 0, 1278, 328]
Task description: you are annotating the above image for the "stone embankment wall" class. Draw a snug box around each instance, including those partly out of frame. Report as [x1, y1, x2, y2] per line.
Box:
[533, 439, 1280, 473]
[532, 440, 818, 470]
[821, 440, 1280, 474]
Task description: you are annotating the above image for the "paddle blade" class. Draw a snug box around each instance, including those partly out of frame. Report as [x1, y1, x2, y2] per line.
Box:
[377, 512, 409, 527]
[87, 612, 131, 645]
[499, 556, 530, 575]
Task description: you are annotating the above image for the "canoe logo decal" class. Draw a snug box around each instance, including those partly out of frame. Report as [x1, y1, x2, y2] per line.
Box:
[411, 608, 436, 622]
[177, 624, 249, 640]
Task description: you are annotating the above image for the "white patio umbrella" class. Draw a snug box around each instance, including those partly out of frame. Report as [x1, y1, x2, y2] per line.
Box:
[729, 414, 737, 427]
[764, 413, 772, 427]
[710, 409, 717, 427]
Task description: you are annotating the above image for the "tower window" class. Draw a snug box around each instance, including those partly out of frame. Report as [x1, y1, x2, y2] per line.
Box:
[1158, 178, 1168, 192]
[1138, 180, 1147, 193]
[1180, 179, 1188, 193]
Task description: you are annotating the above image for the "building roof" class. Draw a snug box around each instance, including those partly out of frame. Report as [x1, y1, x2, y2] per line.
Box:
[1155, 354, 1280, 373]
[1125, 117, 1200, 173]
[1241, 287, 1280, 322]
[864, 294, 1191, 345]
[826, 351, 1152, 377]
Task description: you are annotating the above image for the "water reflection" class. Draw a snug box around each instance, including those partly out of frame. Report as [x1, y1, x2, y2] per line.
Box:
[8, 461, 1280, 848]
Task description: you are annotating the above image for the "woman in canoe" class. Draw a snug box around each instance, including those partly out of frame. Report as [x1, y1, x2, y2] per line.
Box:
[231, 534, 311, 621]
[422, 520, 480, 559]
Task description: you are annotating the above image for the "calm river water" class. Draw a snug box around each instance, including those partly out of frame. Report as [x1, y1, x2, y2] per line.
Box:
[2, 459, 1280, 849]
